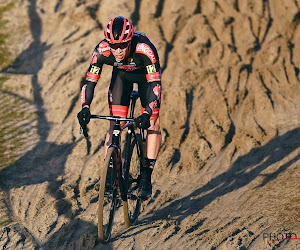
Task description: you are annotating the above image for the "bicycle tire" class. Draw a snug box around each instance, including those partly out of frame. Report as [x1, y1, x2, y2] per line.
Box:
[98, 147, 118, 242]
[123, 133, 144, 227]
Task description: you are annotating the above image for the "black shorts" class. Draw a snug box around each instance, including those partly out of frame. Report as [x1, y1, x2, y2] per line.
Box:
[108, 68, 160, 117]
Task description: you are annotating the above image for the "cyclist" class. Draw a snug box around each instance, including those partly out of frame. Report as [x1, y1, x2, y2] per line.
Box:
[77, 16, 162, 200]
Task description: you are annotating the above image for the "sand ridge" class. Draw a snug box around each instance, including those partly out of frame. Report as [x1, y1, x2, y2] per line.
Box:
[0, 0, 300, 249]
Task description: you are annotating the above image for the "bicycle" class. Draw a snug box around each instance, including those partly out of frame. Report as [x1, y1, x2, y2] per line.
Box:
[79, 90, 145, 242]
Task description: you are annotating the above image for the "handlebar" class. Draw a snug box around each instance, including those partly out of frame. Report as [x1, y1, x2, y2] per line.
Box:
[90, 114, 134, 122]
[79, 115, 136, 138]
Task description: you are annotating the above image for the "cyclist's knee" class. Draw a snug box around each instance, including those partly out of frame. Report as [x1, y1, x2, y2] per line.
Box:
[148, 116, 160, 132]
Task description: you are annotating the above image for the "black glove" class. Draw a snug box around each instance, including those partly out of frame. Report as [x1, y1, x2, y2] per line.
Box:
[77, 107, 91, 127]
[135, 113, 151, 129]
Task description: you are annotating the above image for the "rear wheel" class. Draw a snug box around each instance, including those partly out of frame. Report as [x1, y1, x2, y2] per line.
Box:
[123, 134, 144, 227]
[98, 147, 118, 242]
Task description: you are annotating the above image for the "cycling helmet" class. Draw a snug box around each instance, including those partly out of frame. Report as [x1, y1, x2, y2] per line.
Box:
[104, 16, 134, 44]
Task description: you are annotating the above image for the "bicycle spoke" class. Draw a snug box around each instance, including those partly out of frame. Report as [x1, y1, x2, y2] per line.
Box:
[123, 134, 143, 227]
[98, 148, 119, 242]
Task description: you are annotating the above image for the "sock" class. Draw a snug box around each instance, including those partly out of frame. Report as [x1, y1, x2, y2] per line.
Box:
[145, 158, 156, 170]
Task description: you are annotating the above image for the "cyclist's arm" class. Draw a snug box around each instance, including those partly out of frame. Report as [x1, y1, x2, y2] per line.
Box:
[145, 63, 162, 116]
[81, 42, 109, 108]
[136, 42, 162, 115]
[81, 63, 102, 108]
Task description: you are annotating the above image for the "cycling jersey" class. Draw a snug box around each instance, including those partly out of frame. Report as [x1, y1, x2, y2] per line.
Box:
[81, 32, 162, 117]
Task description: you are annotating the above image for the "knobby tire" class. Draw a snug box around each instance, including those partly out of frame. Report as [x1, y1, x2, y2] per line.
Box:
[98, 147, 118, 242]
[123, 133, 144, 227]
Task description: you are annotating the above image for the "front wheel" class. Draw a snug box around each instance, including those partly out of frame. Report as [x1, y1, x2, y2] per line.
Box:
[123, 133, 144, 227]
[98, 147, 118, 242]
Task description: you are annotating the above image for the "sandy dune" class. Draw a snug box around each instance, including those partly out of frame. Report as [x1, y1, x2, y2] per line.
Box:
[0, 0, 300, 249]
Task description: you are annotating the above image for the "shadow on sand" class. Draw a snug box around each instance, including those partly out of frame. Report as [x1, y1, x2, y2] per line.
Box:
[0, 0, 105, 248]
[150, 127, 300, 224]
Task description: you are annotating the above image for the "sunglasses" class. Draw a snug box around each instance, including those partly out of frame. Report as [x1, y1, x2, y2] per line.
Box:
[109, 42, 130, 50]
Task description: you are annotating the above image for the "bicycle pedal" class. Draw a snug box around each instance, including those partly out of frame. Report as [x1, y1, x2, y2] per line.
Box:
[128, 193, 139, 200]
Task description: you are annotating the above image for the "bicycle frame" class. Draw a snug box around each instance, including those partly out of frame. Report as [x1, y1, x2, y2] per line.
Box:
[80, 91, 145, 241]
[89, 90, 145, 201]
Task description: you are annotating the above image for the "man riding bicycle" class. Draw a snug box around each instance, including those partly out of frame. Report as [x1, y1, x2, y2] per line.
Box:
[77, 16, 162, 199]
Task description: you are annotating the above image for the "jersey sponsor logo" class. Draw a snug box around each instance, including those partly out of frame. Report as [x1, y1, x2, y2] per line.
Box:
[90, 65, 100, 75]
[86, 72, 100, 82]
[117, 65, 137, 71]
[98, 41, 111, 57]
[114, 62, 123, 67]
[146, 71, 161, 82]
[136, 43, 157, 63]
[109, 105, 128, 117]
[127, 58, 136, 66]
[146, 64, 156, 74]
[98, 47, 110, 53]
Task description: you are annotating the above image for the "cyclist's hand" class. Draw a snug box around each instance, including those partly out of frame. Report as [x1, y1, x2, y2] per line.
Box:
[135, 113, 151, 129]
[77, 107, 91, 127]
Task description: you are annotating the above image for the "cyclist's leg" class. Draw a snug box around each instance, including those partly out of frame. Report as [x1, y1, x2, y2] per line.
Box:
[138, 79, 162, 199]
[146, 113, 161, 160]
[139, 80, 162, 162]
[105, 68, 133, 155]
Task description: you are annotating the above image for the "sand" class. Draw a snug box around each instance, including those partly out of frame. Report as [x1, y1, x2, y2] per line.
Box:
[0, 0, 300, 249]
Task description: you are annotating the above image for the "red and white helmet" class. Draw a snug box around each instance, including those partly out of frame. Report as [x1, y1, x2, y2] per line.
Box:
[104, 16, 134, 44]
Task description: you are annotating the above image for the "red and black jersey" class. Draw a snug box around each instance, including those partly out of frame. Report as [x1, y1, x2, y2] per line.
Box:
[81, 32, 162, 115]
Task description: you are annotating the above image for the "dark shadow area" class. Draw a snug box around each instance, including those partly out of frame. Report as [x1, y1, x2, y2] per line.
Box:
[287, 41, 300, 80]
[150, 127, 300, 224]
[1, 0, 51, 139]
[194, 0, 202, 14]
[168, 148, 181, 169]
[41, 219, 113, 250]
[54, 0, 63, 12]
[161, 42, 173, 73]
[234, 0, 239, 12]
[131, 0, 141, 26]
[0, 0, 99, 248]
[86, 2, 103, 30]
[117, 219, 160, 240]
[180, 88, 194, 144]
[221, 120, 236, 150]
[154, 0, 164, 18]
[63, 76, 86, 122]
